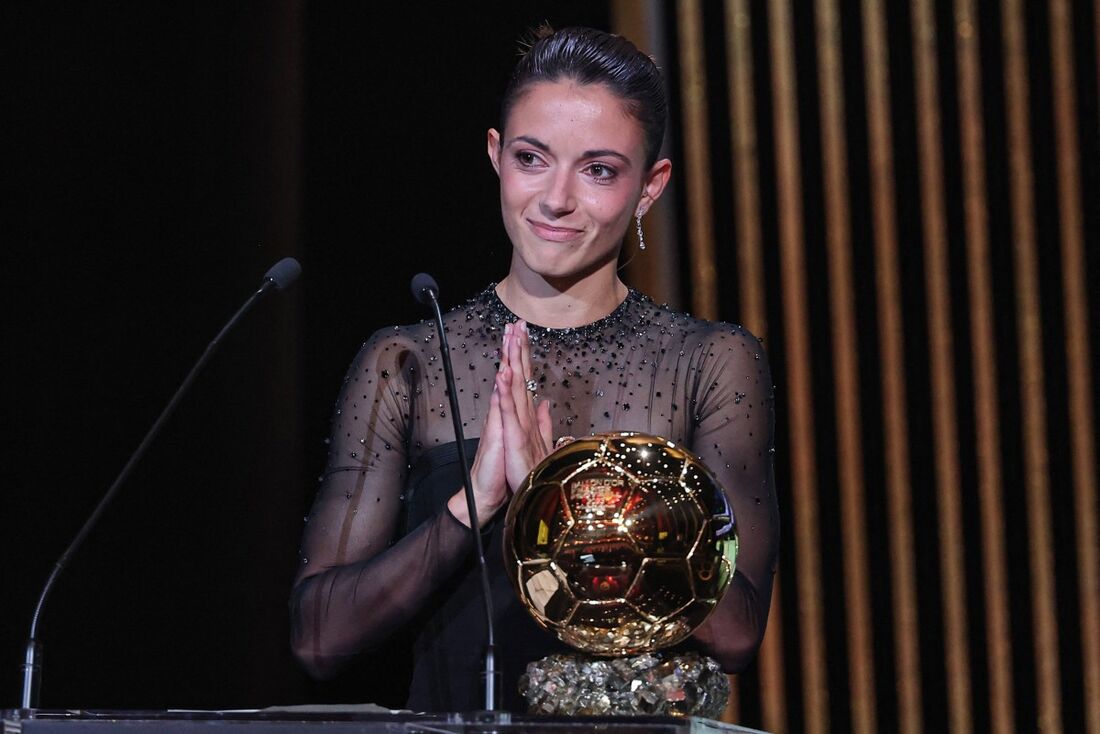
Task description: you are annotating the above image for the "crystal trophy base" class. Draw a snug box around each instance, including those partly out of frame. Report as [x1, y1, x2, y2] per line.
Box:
[519, 651, 730, 718]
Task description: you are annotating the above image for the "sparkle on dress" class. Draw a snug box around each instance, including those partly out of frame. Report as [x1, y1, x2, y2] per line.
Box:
[290, 284, 779, 711]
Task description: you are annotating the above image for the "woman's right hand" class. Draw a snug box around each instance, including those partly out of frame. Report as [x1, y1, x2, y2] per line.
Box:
[447, 329, 510, 529]
[496, 320, 553, 492]
[447, 321, 552, 528]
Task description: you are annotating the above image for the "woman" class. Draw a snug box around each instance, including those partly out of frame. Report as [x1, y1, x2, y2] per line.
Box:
[291, 26, 778, 713]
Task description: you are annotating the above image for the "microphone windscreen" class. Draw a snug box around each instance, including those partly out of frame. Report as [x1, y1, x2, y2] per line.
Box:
[410, 272, 439, 305]
[264, 257, 302, 290]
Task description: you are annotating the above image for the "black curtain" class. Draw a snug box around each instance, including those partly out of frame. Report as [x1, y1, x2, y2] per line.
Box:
[3, 1, 609, 710]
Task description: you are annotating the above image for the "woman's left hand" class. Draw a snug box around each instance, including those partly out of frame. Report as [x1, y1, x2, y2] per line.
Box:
[496, 320, 553, 492]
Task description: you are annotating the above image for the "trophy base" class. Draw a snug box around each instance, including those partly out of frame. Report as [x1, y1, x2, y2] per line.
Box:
[519, 651, 730, 718]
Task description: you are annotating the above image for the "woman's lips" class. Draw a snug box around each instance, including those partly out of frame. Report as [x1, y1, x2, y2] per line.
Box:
[527, 219, 583, 242]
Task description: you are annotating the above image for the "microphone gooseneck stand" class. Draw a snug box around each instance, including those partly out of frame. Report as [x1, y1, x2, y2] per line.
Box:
[20, 257, 302, 710]
[410, 273, 501, 714]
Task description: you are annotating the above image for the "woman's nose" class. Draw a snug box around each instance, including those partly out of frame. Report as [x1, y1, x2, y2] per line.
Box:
[539, 170, 576, 218]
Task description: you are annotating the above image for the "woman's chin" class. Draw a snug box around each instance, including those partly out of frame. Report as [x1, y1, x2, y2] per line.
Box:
[513, 248, 620, 285]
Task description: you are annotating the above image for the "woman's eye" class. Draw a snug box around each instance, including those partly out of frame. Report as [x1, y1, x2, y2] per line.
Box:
[587, 163, 618, 181]
[516, 152, 540, 166]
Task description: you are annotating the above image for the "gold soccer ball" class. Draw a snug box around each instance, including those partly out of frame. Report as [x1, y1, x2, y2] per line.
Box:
[502, 433, 738, 655]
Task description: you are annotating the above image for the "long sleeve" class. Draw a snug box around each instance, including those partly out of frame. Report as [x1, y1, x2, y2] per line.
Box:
[289, 330, 474, 679]
[289, 286, 779, 704]
[682, 324, 779, 671]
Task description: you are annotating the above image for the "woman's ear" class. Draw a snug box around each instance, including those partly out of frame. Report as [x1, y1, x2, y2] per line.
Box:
[636, 158, 672, 217]
[487, 128, 503, 175]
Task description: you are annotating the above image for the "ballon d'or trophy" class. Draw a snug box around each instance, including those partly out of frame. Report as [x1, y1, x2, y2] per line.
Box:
[503, 433, 739, 717]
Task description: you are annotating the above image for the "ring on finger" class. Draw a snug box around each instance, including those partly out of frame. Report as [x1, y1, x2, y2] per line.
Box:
[525, 378, 538, 394]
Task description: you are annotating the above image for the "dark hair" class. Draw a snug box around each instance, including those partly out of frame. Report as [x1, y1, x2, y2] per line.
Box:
[500, 26, 668, 168]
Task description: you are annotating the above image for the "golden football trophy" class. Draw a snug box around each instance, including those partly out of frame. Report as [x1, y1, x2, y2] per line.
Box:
[503, 433, 738, 717]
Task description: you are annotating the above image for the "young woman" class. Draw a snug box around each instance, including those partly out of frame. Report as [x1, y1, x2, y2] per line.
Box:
[291, 26, 779, 713]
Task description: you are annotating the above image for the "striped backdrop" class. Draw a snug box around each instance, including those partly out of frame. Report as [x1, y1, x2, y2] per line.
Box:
[614, 1, 1099, 731]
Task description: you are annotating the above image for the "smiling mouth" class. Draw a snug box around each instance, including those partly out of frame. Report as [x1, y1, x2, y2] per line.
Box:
[527, 219, 583, 242]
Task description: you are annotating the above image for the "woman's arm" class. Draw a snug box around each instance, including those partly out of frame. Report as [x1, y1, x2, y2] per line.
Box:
[289, 331, 476, 679]
[289, 321, 533, 679]
[686, 324, 779, 671]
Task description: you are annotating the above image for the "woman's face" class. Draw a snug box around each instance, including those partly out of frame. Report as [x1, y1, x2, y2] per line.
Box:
[488, 80, 669, 284]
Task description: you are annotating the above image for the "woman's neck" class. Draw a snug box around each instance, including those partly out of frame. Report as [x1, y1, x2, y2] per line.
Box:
[496, 269, 629, 329]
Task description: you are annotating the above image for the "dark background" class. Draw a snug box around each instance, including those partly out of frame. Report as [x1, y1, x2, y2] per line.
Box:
[5, 1, 1098, 730]
[3, 1, 612, 710]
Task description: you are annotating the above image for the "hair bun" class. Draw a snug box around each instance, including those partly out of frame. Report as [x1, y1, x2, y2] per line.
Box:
[517, 22, 556, 56]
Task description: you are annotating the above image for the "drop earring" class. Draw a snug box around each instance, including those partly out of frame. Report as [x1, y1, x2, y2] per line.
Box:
[635, 213, 646, 250]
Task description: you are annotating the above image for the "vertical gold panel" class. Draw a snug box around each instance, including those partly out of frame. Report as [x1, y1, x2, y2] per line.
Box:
[611, 0, 683, 309]
[1000, 2, 1064, 730]
[954, 3, 1016, 732]
[859, 1, 921, 731]
[675, 0, 718, 321]
[767, 1, 828, 731]
[813, 1, 876, 732]
[720, 676, 741, 726]
[1050, 1, 1100, 731]
[723, 3, 785, 730]
[724, 0, 767, 336]
[758, 581, 788, 733]
[910, 1, 972, 731]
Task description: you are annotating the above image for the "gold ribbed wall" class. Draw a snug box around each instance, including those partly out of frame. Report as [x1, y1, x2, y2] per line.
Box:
[616, 1, 1099, 731]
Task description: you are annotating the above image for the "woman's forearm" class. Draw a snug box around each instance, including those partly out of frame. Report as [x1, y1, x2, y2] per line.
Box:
[290, 508, 474, 679]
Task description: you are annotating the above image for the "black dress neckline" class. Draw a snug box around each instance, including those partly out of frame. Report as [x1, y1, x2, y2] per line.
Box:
[479, 284, 647, 344]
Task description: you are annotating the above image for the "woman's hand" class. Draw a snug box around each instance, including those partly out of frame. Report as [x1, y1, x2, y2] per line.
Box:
[497, 320, 553, 492]
[447, 321, 552, 528]
[448, 365, 507, 529]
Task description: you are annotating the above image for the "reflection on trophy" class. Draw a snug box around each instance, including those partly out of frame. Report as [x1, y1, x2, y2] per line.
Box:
[503, 433, 738, 717]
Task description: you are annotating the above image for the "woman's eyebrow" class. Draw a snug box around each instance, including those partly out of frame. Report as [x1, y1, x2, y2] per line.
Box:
[508, 136, 632, 165]
[581, 148, 631, 164]
[507, 135, 551, 152]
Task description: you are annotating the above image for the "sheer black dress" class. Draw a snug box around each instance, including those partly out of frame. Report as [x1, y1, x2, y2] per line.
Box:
[290, 285, 779, 712]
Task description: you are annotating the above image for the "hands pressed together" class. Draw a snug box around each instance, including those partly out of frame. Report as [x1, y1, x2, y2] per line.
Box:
[447, 320, 554, 528]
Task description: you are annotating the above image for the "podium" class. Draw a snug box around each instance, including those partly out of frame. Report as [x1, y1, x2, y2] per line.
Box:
[2, 709, 768, 733]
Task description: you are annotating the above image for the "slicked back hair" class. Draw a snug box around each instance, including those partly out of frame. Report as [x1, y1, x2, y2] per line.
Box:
[500, 26, 668, 169]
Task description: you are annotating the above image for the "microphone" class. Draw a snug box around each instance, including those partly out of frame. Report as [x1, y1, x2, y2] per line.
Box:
[409, 273, 500, 713]
[410, 272, 438, 305]
[20, 257, 302, 710]
[264, 256, 302, 291]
